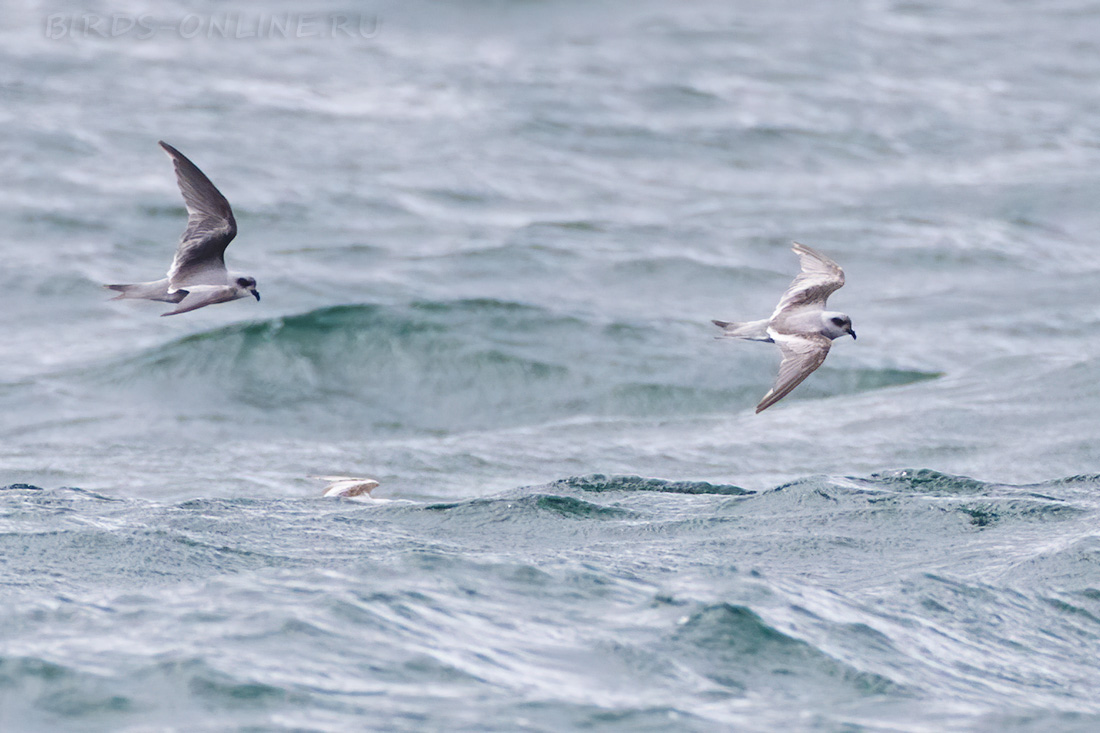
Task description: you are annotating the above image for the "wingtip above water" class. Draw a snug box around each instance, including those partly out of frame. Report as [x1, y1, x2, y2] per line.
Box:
[314, 475, 380, 499]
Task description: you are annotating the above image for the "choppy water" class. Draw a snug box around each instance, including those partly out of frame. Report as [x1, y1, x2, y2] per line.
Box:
[3, 0, 1100, 730]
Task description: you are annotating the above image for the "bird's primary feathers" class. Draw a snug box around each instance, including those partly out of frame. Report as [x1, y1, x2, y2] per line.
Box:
[161, 140, 238, 288]
[713, 242, 856, 413]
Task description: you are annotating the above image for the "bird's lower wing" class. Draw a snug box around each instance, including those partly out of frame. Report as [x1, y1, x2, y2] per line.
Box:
[755, 334, 831, 413]
[159, 285, 236, 316]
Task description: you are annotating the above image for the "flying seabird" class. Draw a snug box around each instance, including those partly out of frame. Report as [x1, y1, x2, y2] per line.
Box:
[713, 242, 856, 413]
[105, 141, 259, 316]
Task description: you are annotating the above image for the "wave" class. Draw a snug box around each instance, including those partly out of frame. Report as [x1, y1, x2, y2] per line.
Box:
[76, 300, 579, 434]
[670, 603, 899, 698]
[546, 474, 752, 496]
[752, 469, 1091, 536]
[61, 299, 941, 437]
[425, 493, 632, 520]
[5, 467, 1099, 729]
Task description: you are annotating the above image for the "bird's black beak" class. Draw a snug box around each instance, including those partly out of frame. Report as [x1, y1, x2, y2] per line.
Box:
[849, 328, 857, 340]
[251, 289, 261, 301]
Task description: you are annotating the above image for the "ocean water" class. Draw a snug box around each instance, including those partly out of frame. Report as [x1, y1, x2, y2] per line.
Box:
[3, 0, 1100, 730]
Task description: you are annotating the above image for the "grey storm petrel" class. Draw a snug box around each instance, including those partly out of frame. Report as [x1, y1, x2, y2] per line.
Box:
[105, 141, 259, 316]
[713, 242, 856, 413]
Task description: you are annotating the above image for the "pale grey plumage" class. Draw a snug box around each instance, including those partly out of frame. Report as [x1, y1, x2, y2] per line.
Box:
[713, 242, 856, 413]
[754, 331, 833, 413]
[105, 141, 259, 316]
[769, 242, 846, 321]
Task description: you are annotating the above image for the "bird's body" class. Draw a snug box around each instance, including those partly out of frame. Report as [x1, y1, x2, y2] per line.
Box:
[105, 141, 259, 316]
[713, 242, 856, 413]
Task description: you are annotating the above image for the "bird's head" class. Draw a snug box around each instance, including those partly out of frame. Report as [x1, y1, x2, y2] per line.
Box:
[235, 276, 260, 301]
[823, 312, 856, 340]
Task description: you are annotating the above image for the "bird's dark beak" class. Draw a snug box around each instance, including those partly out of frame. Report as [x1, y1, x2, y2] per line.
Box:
[849, 328, 857, 340]
[251, 289, 261, 301]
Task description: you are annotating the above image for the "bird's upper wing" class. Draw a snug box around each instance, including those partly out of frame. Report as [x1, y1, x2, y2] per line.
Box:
[770, 242, 845, 319]
[159, 141, 237, 288]
[755, 332, 831, 413]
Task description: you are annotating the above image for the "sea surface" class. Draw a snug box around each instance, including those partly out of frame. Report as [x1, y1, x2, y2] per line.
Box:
[3, 1, 1100, 730]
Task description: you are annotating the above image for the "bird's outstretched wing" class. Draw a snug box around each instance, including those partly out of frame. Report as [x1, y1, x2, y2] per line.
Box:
[770, 242, 845, 319]
[755, 333, 831, 413]
[159, 141, 237, 288]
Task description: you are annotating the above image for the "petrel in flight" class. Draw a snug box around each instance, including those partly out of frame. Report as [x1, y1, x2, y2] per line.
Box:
[713, 242, 856, 413]
[106, 141, 259, 316]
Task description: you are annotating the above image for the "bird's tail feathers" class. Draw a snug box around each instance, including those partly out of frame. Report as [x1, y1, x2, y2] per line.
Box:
[104, 280, 185, 303]
[104, 283, 145, 300]
[712, 318, 773, 342]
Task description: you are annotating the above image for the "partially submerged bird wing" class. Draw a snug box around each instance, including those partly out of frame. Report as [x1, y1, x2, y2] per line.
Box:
[755, 333, 831, 413]
[313, 476, 380, 498]
[770, 242, 845, 318]
[159, 141, 237, 288]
